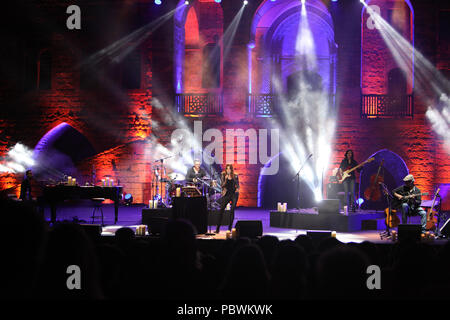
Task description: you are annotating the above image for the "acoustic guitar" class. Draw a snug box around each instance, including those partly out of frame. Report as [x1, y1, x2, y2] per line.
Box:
[425, 188, 440, 231]
[392, 192, 429, 210]
[336, 157, 374, 184]
[385, 207, 400, 228]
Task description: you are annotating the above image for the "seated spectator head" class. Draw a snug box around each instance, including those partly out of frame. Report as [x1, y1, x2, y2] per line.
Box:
[294, 234, 314, 254]
[220, 243, 269, 299]
[0, 199, 47, 298]
[37, 222, 102, 299]
[115, 227, 135, 247]
[316, 246, 370, 299]
[161, 219, 199, 270]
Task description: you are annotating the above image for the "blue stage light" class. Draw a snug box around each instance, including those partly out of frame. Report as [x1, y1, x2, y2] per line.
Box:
[124, 193, 133, 205]
[155, 0, 161, 5]
[215, 0, 222, 3]
[356, 198, 364, 206]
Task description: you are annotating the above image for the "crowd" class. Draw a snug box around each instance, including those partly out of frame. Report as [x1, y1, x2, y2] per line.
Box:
[1, 199, 449, 300]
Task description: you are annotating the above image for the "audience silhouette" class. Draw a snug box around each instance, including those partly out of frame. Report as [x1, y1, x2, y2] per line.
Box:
[1, 198, 449, 300]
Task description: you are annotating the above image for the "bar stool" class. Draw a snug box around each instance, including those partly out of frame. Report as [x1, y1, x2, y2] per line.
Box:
[91, 198, 105, 226]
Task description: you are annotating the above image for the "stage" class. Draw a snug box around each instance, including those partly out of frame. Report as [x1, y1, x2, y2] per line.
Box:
[40, 201, 439, 244]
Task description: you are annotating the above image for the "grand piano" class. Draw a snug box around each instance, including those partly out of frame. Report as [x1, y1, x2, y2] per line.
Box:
[43, 185, 123, 224]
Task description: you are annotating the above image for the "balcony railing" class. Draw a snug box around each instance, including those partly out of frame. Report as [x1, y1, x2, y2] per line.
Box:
[361, 94, 414, 118]
[175, 93, 223, 116]
[248, 93, 336, 118]
[248, 94, 276, 117]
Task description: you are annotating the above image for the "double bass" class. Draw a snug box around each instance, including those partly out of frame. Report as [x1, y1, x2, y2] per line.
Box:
[364, 159, 384, 202]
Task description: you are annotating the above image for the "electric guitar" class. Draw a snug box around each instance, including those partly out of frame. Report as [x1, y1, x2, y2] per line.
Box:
[337, 157, 375, 184]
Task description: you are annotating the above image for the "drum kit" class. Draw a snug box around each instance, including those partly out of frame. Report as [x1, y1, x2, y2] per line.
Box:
[151, 157, 222, 209]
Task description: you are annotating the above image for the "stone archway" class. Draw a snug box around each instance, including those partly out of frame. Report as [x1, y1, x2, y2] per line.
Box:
[33, 122, 96, 180]
[359, 148, 409, 210]
[249, 0, 337, 98]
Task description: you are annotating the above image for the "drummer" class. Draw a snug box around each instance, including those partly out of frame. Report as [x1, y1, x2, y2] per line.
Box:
[186, 159, 207, 184]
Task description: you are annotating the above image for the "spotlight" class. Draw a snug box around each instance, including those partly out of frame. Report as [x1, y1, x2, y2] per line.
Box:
[155, 0, 161, 5]
[124, 193, 133, 206]
[215, 0, 222, 3]
[243, 0, 248, 5]
[356, 198, 364, 206]
[185, 0, 189, 5]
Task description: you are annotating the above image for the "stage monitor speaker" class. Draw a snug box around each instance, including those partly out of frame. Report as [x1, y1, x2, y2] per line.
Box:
[318, 199, 340, 215]
[398, 224, 422, 242]
[306, 230, 332, 242]
[145, 217, 169, 235]
[439, 218, 450, 237]
[79, 224, 102, 242]
[235, 220, 263, 238]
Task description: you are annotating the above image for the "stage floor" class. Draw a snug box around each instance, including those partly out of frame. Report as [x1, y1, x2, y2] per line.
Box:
[41, 202, 429, 244]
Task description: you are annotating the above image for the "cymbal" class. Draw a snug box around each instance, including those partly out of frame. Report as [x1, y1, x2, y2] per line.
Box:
[168, 172, 185, 181]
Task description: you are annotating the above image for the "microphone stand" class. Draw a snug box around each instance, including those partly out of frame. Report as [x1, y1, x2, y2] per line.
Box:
[154, 155, 174, 208]
[292, 154, 312, 211]
[379, 182, 392, 239]
[434, 193, 443, 238]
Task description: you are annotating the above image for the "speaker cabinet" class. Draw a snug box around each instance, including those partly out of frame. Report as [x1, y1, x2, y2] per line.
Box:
[172, 196, 208, 234]
[318, 199, 340, 215]
[235, 220, 263, 238]
[398, 224, 422, 242]
[145, 217, 169, 235]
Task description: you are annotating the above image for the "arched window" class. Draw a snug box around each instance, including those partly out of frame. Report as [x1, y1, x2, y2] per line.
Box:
[248, 0, 337, 117]
[174, 0, 224, 116]
[361, 0, 414, 118]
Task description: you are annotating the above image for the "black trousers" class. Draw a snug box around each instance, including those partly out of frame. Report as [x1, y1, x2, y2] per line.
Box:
[216, 192, 239, 232]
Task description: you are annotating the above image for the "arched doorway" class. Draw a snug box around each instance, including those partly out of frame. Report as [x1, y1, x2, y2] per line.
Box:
[359, 149, 409, 210]
[33, 123, 96, 181]
[249, 0, 337, 102]
[258, 152, 315, 209]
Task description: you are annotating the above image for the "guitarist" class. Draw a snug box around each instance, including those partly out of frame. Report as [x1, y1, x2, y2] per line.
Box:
[392, 174, 427, 232]
[339, 150, 361, 212]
